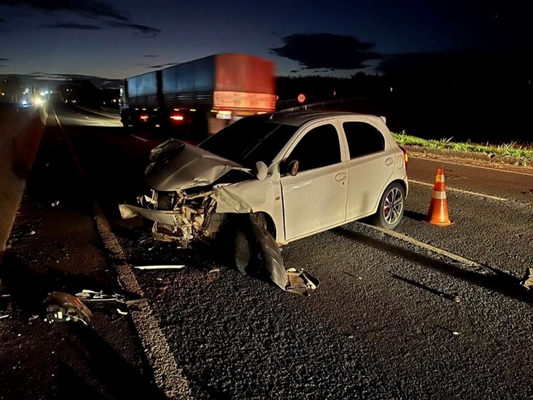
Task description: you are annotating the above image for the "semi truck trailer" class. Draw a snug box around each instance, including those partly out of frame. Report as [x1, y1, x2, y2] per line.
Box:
[120, 53, 276, 141]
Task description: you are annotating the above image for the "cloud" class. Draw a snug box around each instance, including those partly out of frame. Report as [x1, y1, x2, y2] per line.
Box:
[39, 21, 102, 30]
[0, 0, 129, 21]
[0, 0, 161, 36]
[143, 54, 158, 58]
[0, 58, 9, 61]
[106, 21, 160, 37]
[270, 33, 381, 71]
[0, 64, 6, 68]
[0, 17, 5, 22]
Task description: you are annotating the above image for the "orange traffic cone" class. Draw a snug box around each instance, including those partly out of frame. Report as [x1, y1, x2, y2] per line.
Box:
[426, 168, 453, 226]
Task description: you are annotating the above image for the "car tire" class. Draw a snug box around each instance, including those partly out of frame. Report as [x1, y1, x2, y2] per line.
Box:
[234, 225, 254, 274]
[371, 182, 405, 230]
[232, 213, 269, 275]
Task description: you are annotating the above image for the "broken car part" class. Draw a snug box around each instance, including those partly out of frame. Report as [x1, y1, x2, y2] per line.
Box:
[45, 292, 93, 325]
[520, 267, 533, 290]
[134, 265, 186, 270]
[250, 214, 319, 296]
[75, 289, 146, 306]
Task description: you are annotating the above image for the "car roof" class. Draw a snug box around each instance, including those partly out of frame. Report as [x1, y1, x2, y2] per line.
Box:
[255, 109, 386, 127]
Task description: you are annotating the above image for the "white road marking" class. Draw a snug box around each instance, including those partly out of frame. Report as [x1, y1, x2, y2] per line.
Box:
[130, 134, 149, 142]
[369, 225, 489, 270]
[92, 202, 192, 399]
[410, 155, 533, 177]
[53, 107, 192, 399]
[409, 180, 508, 201]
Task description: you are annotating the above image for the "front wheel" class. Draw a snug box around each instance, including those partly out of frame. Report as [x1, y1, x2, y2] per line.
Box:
[234, 225, 254, 274]
[371, 182, 405, 230]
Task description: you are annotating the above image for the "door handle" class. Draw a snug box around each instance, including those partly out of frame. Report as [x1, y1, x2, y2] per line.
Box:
[385, 157, 393, 166]
[335, 172, 347, 181]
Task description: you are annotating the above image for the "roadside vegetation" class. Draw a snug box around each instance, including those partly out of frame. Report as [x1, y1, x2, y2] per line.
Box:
[392, 131, 533, 165]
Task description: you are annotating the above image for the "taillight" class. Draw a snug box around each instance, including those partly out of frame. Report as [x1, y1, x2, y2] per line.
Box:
[400, 146, 408, 168]
[170, 113, 184, 122]
[139, 114, 149, 122]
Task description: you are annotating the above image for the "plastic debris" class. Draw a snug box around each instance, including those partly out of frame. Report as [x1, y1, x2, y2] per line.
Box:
[134, 265, 186, 270]
[74, 289, 145, 305]
[286, 268, 320, 296]
[117, 309, 128, 316]
[45, 292, 93, 325]
[520, 268, 533, 290]
[139, 235, 153, 244]
[0, 314, 9, 320]
[249, 214, 319, 296]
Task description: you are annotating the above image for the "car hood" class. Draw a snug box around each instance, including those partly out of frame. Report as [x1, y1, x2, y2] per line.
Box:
[145, 139, 252, 191]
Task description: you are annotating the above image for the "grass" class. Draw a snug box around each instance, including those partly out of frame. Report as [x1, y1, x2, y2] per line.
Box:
[392, 131, 533, 165]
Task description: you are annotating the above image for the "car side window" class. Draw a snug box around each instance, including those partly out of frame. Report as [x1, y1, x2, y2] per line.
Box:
[343, 121, 385, 159]
[288, 124, 341, 172]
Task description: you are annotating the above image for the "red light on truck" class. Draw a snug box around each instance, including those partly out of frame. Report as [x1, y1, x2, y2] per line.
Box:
[170, 113, 184, 122]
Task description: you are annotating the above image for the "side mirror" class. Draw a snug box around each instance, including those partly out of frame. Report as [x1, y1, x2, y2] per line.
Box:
[255, 161, 268, 181]
[286, 159, 299, 176]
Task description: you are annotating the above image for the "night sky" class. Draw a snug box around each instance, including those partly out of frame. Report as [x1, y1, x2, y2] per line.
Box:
[0, 0, 532, 83]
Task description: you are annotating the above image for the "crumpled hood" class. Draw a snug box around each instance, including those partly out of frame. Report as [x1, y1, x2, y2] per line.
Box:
[146, 139, 251, 191]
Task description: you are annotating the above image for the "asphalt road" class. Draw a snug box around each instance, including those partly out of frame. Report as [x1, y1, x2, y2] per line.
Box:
[15, 101, 533, 399]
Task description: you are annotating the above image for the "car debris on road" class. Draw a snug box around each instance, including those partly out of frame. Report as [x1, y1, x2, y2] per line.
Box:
[74, 289, 146, 306]
[520, 267, 533, 290]
[45, 291, 93, 325]
[134, 265, 186, 270]
[250, 213, 319, 296]
[44, 290, 147, 326]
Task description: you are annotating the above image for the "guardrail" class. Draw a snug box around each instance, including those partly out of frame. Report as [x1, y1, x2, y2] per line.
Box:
[101, 107, 120, 114]
[277, 97, 367, 113]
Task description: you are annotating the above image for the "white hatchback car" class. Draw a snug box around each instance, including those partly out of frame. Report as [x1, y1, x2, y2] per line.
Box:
[119, 110, 409, 268]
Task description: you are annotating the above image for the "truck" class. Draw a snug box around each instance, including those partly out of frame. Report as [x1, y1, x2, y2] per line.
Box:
[120, 53, 276, 141]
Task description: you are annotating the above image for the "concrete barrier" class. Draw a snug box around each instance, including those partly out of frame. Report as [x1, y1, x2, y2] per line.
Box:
[0, 105, 47, 265]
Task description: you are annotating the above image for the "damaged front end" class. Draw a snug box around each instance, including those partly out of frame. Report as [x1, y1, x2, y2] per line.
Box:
[119, 139, 254, 248]
[119, 186, 222, 248]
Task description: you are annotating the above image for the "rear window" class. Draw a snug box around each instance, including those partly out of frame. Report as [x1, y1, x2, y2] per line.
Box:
[199, 118, 298, 168]
[343, 121, 385, 159]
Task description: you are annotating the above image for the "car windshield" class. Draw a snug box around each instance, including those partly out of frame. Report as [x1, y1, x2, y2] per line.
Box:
[198, 118, 298, 168]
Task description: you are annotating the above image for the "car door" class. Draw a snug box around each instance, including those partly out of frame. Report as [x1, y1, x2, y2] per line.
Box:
[343, 120, 395, 220]
[280, 122, 348, 242]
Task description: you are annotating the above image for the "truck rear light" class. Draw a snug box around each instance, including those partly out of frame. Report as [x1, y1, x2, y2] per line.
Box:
[139, 114, 149, 121]
[170, 113, 184, 122]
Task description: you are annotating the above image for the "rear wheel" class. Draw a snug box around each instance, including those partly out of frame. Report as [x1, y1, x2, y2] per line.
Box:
[371, 182, 405, 230]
